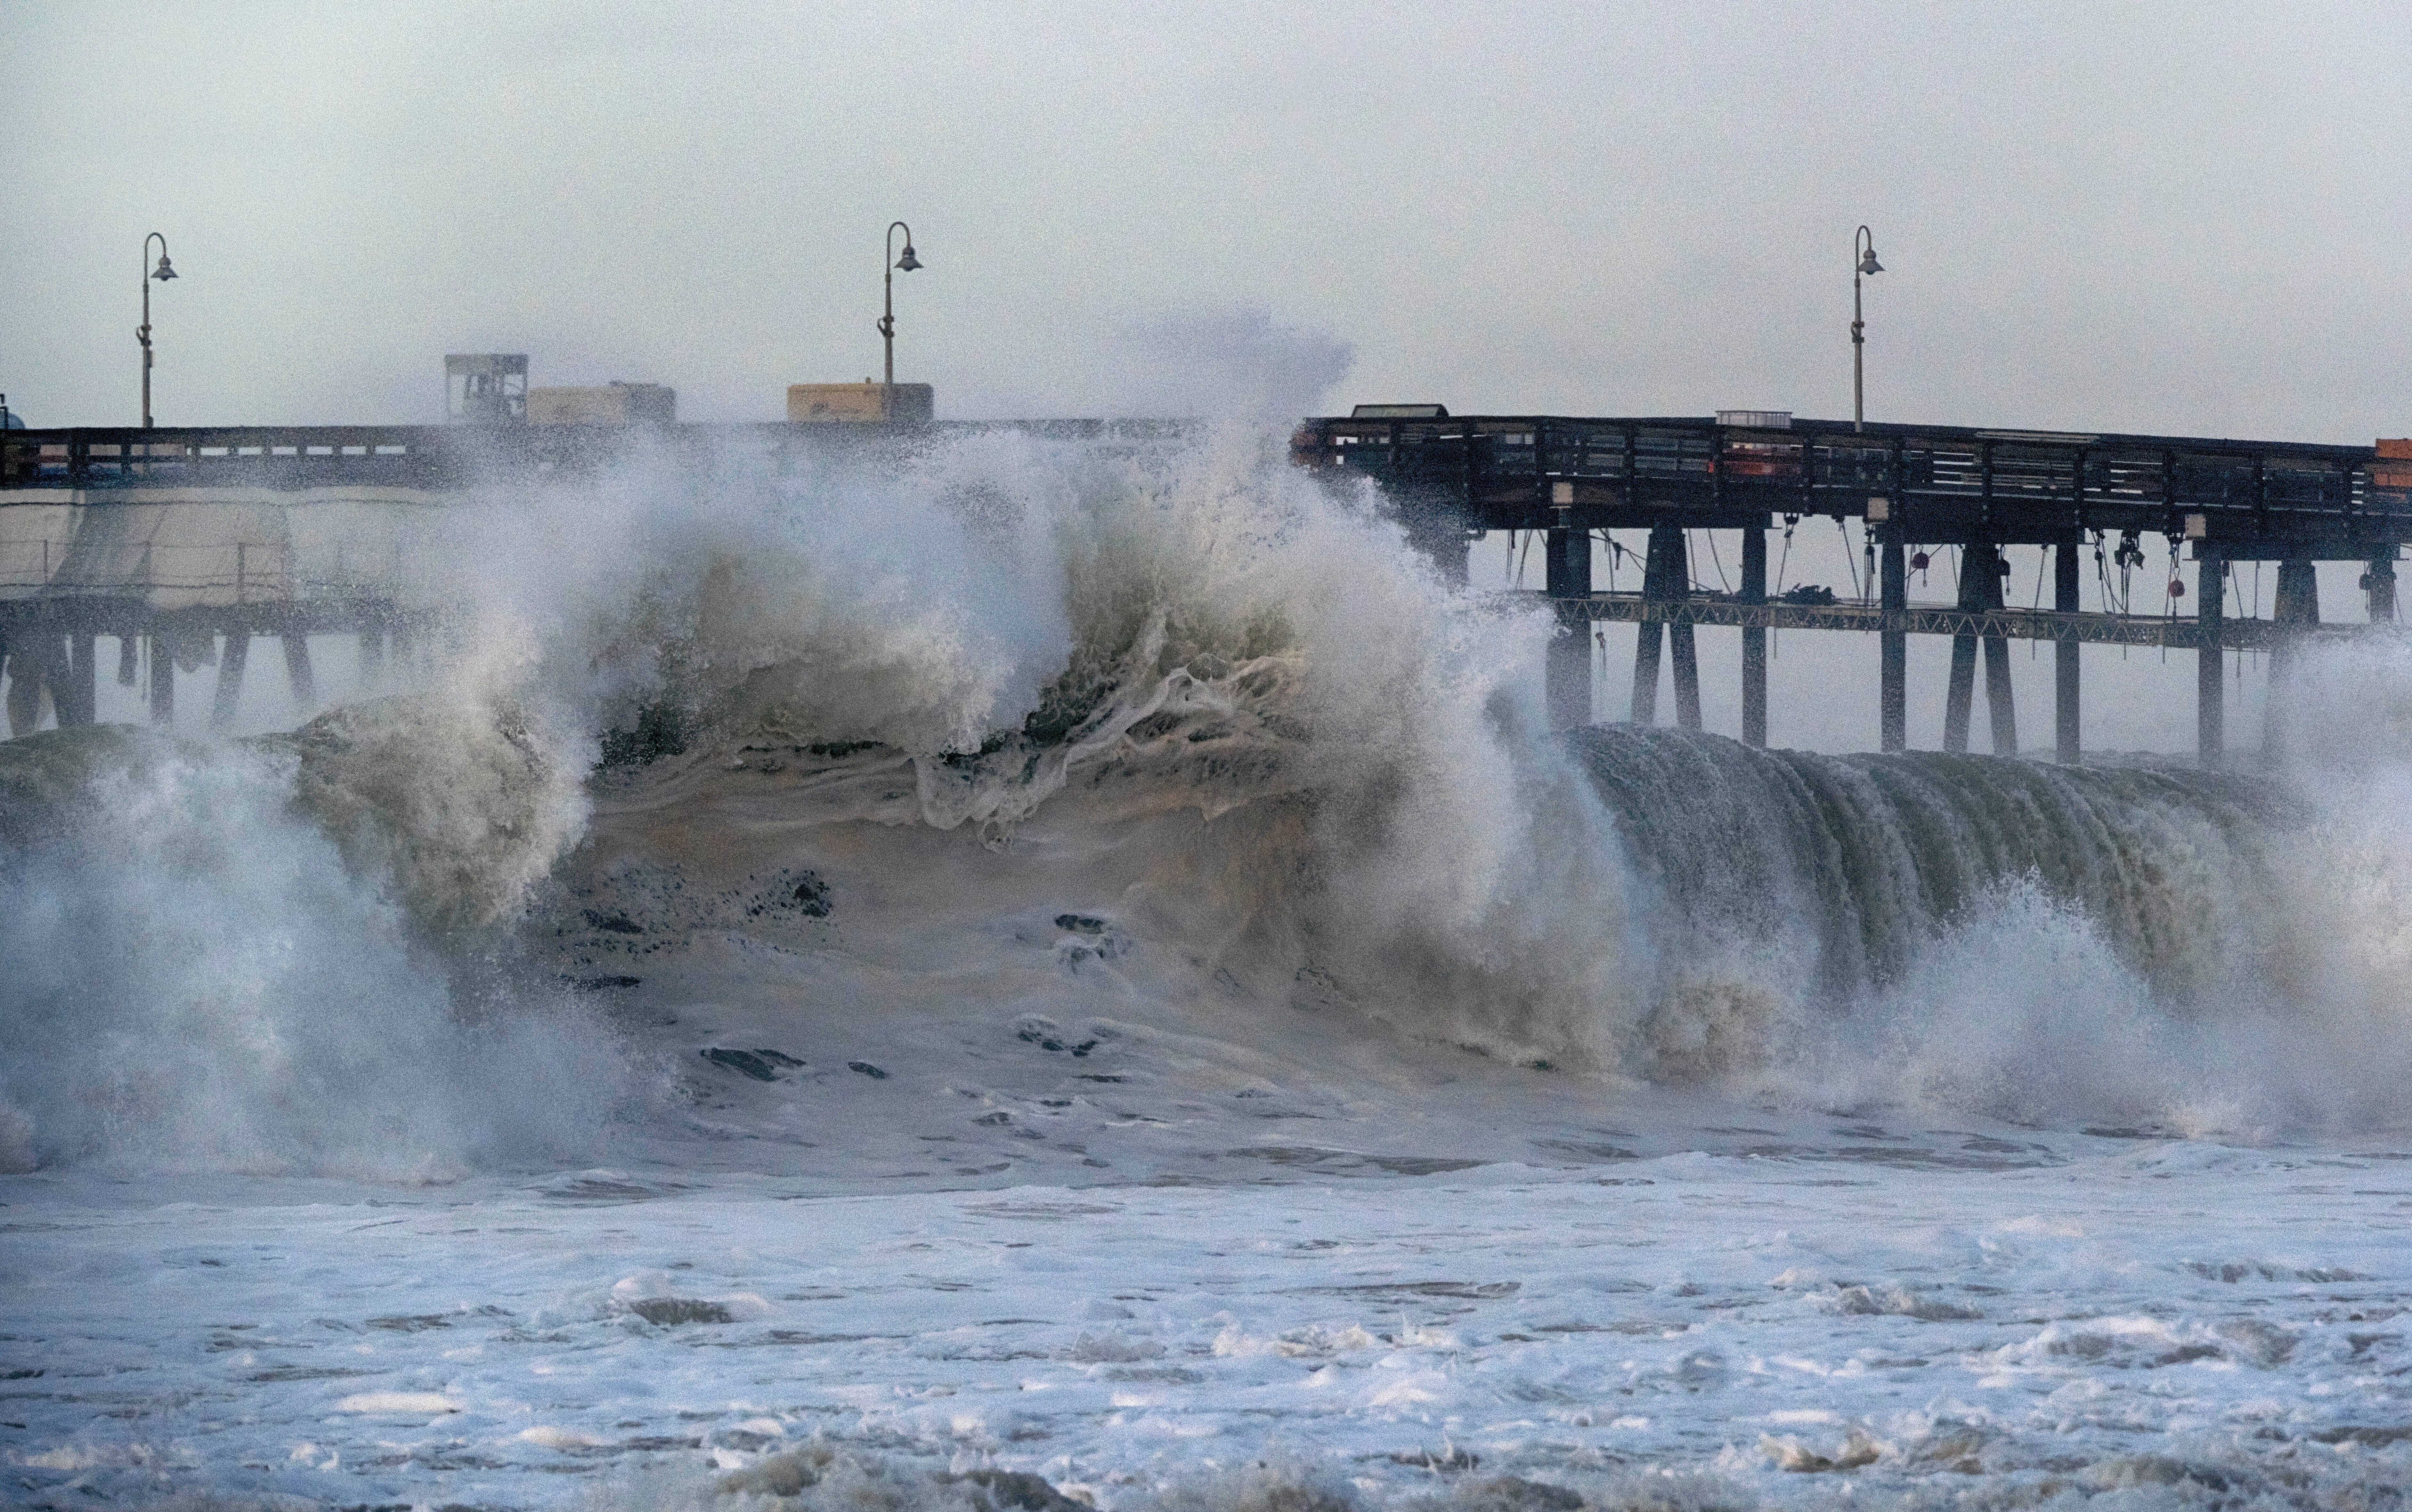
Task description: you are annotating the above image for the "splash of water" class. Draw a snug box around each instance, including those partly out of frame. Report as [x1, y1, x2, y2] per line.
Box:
[10, 422, 2412, 1174]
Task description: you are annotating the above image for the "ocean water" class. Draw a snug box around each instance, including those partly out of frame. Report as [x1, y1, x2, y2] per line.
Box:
[4, 426, 2412, 1510]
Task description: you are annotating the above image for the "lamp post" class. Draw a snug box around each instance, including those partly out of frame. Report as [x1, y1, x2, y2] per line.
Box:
[1851, 225, 1881, 433]
[139, 233, 178, 429]
[877, 221, 921, 421]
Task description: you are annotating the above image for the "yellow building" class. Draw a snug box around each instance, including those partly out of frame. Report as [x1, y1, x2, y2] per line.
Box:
[526, 383, 676, 425]
[787, 383, 934, 423]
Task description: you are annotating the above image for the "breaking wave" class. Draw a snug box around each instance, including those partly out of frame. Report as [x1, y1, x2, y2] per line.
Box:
[4, 422, 2412, 1174]
[0, 696, 619, 1178]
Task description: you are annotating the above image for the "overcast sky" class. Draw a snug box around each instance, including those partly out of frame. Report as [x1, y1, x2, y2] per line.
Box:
[6, 1, 2410, 439]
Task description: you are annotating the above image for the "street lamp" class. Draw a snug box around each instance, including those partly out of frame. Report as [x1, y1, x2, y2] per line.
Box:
[139, 232, 178, 429]
[878, 220, 921, 421]
[1852, 225, 1882, 433]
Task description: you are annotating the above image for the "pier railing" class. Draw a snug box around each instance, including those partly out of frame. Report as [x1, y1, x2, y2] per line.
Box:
[1295, 414, 2407, 556]
[0, 419, 1190, 492]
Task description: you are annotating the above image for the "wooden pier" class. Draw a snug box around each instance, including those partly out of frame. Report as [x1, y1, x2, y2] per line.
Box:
[1, 413, 2400, 760]
[0, 420, 1174, 736]
[1295, 412, 2410, 763]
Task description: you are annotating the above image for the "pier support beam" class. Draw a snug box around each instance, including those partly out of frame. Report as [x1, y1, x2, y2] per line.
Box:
[1879, 533, 1906, 753]
[212, 629, 250, 730]
[1668, 537, 1701, 733]
[283, 634, 316, 706]
[1630, 531, 1664, 724]
[117, 636, 138, 688]
[2265, 557, 2318, 765]
[1543, 513, 1592, 729]
[148, 634, 175, 725]
[1982, 619, 2017, 754]
[2197, 546, 2225, 767]
[61, 634, 97, 728]
[359, 628, 386, 686]
[2055, 541, 2082, 764]
[1, 639, 36, 738]
[1943, 545, 2015, 754]
[1631, 526, 1698, 729]
[9, 638, 65, 736]
[1741, 524, 1768, 747]
[1943, 551, 1982, 752]
[2368, 554, 2397, 624]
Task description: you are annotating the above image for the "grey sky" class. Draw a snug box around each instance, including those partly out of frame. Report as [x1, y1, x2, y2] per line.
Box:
[6, 2, 2409, 440]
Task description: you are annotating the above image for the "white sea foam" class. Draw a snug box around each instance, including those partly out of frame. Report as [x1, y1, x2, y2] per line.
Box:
[0, 709, 621, 1178]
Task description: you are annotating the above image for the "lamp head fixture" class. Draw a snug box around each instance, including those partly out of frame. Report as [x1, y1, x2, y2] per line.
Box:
[1857, 247, 1882, 277]
[151, 253, 177, 281]
[893, 244, 922, 273]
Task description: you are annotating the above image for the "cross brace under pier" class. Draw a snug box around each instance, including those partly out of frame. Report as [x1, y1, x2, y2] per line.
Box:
[1548, 591, 2363, 652]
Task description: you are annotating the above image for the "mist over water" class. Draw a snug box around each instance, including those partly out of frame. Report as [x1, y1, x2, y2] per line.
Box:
[0, 715, 619, 1179]
[4, 424, 2412, 1182]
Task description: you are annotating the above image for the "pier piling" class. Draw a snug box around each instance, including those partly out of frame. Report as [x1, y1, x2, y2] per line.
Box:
[1942, 545, 2015, 754]
[1630, 526, 1698, 728]
[1668, 539, 1701, 733]
[1543, 510, 1592, 728]
[2264, 558, 2319, 764]
[148, 635, 175, 725]
[212, 630, 250, 729]
[1943, 552, 1982, 752]
[2367, 555, 2397, 623]
[2197, 546, 2225, 766]
[1630, 531, 1665, 725]
[2055, 541, 2081, 764]
[1741, 524, 1768, 747]
[283, 635, 316, 705]
[62, 635, 97, 728]
[4, 644, 40, 738]
[1879, 533, 1906, 753]
[1983, 633, 2017, 753]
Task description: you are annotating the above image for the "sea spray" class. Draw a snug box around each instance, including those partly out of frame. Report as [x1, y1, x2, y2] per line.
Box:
[0, 702, 620, 1177]
[12, 423, 2412, 1177]
[444, 426, 2412, 1126]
